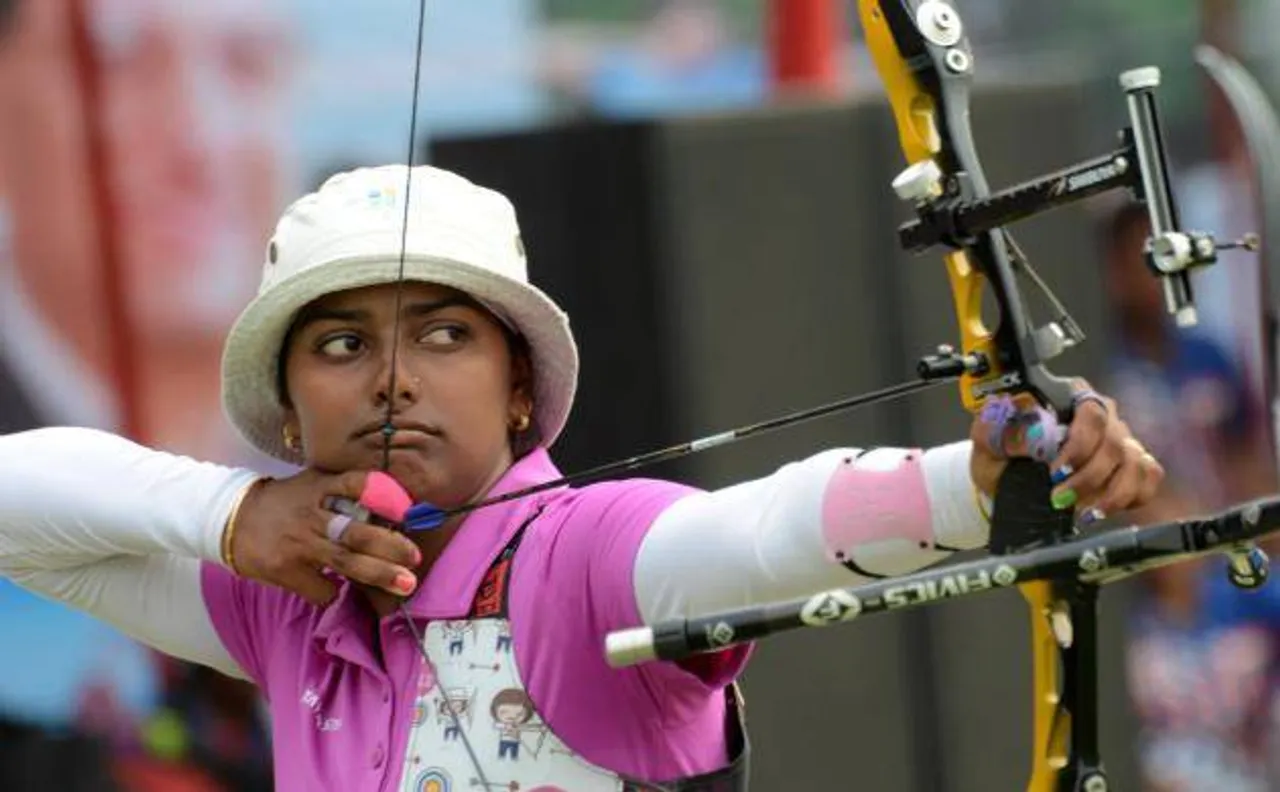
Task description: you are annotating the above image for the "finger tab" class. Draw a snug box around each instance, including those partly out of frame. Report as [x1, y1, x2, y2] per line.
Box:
[326, 514, 353, 543]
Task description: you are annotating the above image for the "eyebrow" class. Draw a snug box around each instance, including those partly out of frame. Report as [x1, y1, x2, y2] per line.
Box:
[293, 296, 485, 330]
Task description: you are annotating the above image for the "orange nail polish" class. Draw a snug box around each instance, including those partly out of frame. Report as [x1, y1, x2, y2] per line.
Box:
[395, 572, 417, 594]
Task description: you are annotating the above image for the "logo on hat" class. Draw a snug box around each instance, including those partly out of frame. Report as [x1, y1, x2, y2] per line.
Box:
[367, 186, 398, 207]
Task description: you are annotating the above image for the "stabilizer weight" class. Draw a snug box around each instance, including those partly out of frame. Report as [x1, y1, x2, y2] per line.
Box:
[1226, 544, 1270, 589]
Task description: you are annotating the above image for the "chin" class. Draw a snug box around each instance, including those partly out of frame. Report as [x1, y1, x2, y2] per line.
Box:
[379, 452, 459, 507]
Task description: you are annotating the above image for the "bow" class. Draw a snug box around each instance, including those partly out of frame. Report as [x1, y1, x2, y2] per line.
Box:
[599, 5, 1279, 792]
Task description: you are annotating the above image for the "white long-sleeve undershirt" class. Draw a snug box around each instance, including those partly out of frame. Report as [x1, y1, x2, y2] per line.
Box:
[633, 444, 987, 624]
[0, 427, 987, 679]
[0, 427, 256, 679]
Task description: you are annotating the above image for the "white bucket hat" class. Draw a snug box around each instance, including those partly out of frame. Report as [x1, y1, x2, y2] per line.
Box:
[221, 163, 579, 465]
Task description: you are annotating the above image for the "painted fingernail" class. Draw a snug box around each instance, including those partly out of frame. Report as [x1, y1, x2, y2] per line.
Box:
[1051, 489, 1078, 510]
[394, 572, 417, 594]
[1050, 464, 1074, 485]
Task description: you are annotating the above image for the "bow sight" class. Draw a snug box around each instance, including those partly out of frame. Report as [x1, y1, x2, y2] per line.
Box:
[902, 62, 1270, 593]
[908, 65, 1257, 374]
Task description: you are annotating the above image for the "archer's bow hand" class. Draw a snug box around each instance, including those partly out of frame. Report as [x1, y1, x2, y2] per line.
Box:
[969, 380, 1164, 524]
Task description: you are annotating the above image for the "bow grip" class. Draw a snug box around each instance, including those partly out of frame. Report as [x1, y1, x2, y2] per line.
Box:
[989, 460, 1076, 554]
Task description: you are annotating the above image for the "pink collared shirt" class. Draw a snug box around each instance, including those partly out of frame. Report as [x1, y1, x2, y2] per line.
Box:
[200, 448, 750, 791]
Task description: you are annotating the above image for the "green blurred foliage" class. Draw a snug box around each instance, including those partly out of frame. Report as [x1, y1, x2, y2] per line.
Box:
[541, 0, 765, 40]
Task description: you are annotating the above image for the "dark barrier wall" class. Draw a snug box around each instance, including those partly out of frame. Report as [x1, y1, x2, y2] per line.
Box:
[432, 80, 1142, 791]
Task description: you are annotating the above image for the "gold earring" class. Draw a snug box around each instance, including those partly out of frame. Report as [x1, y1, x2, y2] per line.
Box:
[282, 425, 300, 451]
[512, 414, 531, 433]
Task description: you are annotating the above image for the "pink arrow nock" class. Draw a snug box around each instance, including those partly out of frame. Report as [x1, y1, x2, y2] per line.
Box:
[359, 471, 413, 524]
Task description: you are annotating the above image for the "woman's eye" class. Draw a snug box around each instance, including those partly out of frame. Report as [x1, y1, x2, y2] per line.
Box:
[318, 334, 364, 357]
[422, 325, 466, 345]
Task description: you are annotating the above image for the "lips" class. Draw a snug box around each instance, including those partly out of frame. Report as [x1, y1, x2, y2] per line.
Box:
[352, 418, 441, 441]
[352, 419, 441, 458]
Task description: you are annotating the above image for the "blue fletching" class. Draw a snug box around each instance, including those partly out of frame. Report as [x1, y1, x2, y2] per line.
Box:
[404, 502, 446, 532]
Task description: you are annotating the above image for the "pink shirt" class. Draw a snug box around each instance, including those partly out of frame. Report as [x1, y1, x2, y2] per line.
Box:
[200, 448, 751, 791]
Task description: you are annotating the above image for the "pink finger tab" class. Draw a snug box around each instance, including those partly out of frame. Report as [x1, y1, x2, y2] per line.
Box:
[360, 471, 413, 523]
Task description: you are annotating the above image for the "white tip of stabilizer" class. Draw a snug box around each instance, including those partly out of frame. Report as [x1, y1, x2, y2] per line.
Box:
[604, 627, 656, 668]
[1175, 305, 1198, 328]
[1120, 66, 1161, 91]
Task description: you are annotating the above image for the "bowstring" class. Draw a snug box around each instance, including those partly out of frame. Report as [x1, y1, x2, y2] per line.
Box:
[383, 0, 492, 786]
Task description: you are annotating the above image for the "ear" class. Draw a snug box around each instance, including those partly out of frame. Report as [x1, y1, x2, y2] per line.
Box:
[507, 343, 534, 419]
[280, 407, 303, 452]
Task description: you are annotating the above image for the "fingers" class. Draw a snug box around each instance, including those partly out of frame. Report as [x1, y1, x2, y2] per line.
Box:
[976, 378, 1165, 521]
[1057, 430, 1165, 523]
[242, 526, 339, 607]
[1083, 438, 1156, 516]
[319, 470, 415, 530]
[334, 469, 373, 501]
[336, 521, 422, 570]
[234, 469, 424, 602]
[279, 568, 339, 608]
[1050, 388, 1114, 476]
[309, 508, 419, 597]
[320, 538, 418, 597]
[1051, 416, 1122, 506]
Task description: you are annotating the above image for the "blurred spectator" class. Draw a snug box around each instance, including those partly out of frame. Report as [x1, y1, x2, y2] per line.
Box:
[1099, 201, 1273, 510]
[550, 0, 765, 119]
[1098, 200, 1280, 791]
[0, 0, 292, 457]
[0, 0, 289, 788]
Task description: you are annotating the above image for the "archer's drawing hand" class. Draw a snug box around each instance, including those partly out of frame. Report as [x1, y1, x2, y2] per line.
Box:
[970, 380, 1165, 523]
[225, 470, 422, 606]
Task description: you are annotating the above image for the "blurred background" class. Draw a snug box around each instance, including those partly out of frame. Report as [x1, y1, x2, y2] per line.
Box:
[1, 0, 1280, 789]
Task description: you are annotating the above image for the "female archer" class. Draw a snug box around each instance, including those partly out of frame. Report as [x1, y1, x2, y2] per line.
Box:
[0, 164, 1162, 791]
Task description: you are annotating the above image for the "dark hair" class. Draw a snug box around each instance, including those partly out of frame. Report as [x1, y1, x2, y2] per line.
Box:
[0, 0, 17, 40]
[489, 688, 533, 723]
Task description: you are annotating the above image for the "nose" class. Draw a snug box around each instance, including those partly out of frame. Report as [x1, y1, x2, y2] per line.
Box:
[373, 347, 420, 411]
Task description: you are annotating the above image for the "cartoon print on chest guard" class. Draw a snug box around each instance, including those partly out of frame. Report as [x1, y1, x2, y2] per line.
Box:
[490, 687, 547, 761]
[435, 688, 477, 742]
[440, 621, 475, 656]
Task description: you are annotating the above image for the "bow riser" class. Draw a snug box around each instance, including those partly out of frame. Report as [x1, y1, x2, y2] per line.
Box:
[860, 1, 1078, 422]
[859, 6, 1077, 788]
